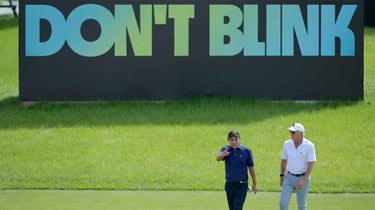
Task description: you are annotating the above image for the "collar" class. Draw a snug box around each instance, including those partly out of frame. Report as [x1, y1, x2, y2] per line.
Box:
[228, 144, 243, 151]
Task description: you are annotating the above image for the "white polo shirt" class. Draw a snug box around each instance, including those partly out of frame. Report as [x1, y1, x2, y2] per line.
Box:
[281, 138, 316, 174]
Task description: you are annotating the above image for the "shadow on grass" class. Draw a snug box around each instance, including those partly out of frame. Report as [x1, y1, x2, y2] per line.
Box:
[0, 96, 359, 129]
[0, 14, 18, 30]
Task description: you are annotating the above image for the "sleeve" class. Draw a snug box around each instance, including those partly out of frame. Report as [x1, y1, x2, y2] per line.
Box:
[307, 142, 316, 162]
[220, 146, 226, 152]
[247, 149, 254, 167]
[281, 141, 288, 160]
[220, 146, 229, 153]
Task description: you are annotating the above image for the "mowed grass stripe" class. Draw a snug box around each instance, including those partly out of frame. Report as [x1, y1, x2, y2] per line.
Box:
[0, 190, 374, 210]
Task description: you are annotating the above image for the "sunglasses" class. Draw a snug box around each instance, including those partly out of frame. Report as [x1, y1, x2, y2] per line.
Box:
[290, 131, 296, 134]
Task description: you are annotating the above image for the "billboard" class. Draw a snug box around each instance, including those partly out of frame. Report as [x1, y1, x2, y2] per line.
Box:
[19, 0, 364, 101]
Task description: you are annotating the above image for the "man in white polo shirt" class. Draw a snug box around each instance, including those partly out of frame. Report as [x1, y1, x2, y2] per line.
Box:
[279, 123, 316, 210]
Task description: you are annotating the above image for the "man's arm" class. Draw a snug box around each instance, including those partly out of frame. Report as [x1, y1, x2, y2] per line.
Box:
[295, 161, 315, 189]
[280, 159, 287, 187]
[248, 166, 257, 194]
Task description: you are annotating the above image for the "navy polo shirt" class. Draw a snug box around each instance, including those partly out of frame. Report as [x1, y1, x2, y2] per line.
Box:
[221, 145, 254, 182]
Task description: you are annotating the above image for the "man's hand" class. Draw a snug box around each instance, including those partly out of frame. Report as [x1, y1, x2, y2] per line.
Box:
[280, 176, 284, 187]
[251, 184, 258, 194]
[217, 149, 230, 161]
[221, 149, 230, 157]
[295, 179, 306, 189]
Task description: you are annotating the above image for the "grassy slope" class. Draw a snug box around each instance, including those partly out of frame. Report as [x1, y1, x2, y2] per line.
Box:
[0, 15, 18, 98]
[0, 15, 374, 192]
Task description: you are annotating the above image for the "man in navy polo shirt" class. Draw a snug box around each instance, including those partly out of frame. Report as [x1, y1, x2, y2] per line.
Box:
[217, 130, 258, 210]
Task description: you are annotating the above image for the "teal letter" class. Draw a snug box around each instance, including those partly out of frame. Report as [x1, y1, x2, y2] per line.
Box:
[321, 5, 357, 56]
[209, 5, 243, 56]
[66, 4, 115, 57]
[169, 5, 195, 56]
[115, 5, 152, 56]
[243, 5, 265, 56]
[282, 5, 319, 56]
[266, 5, 281, 56]
[25, 5, 66, 56]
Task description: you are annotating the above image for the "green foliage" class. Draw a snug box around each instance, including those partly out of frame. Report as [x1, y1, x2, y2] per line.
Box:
[0, 16, 374, 193]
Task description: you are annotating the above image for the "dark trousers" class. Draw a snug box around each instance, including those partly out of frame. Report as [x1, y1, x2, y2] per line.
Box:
[225, 182, 248, 210]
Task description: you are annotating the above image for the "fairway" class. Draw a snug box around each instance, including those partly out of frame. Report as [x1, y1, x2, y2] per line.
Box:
[0, 190, 374, 210]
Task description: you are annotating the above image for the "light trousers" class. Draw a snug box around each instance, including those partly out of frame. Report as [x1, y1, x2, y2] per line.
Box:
[280, 173, 310, 210]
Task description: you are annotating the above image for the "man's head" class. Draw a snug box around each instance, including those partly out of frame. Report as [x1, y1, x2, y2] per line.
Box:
[288, 123, 305, 139]
[228, 130, 240, 139]
[227, 130, 241, 149]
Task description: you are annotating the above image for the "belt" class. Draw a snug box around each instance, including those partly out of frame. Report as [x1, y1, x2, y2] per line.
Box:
[226, 181, 248, 185]
[288, 171, 305, 177]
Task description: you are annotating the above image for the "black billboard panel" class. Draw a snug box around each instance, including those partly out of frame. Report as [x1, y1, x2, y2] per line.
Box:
[19, 0, 364, 101]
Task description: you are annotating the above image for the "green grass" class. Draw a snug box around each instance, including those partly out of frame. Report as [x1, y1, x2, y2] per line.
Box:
[0, 14, 375, 194]
[0, 15, 18, 98]
[0, 191, 374, 210]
